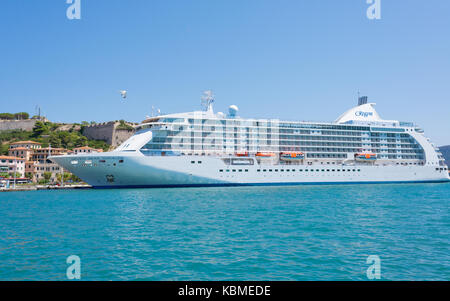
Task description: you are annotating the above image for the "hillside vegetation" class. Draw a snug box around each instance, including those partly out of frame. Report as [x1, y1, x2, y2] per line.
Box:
[0, 112, 30, 120]
[0, 121, 110, 156]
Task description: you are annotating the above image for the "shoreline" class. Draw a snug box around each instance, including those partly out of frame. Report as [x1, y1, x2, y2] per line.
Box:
[0, 184, 92, 192]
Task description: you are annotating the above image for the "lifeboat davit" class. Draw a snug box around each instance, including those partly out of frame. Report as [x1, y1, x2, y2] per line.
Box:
[255, 152, 276, 157]
[355, 153, 377, 162]
[280, 152, 305, 160]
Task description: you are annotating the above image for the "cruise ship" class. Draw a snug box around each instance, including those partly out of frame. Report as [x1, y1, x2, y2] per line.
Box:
[50, 95, 449, 188]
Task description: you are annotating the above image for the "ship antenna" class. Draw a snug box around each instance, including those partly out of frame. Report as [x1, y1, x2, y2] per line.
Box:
[201, 90, 215, 112]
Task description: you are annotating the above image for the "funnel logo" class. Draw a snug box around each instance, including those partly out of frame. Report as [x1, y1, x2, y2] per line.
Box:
[355, 111, 374, 118]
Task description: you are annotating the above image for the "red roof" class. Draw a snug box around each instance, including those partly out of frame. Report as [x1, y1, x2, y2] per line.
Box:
[0, 155, 24, 161]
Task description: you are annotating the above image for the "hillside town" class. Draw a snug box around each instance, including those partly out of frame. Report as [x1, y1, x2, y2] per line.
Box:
[0, 112, 136, 189]
[2, 141, 103, 182]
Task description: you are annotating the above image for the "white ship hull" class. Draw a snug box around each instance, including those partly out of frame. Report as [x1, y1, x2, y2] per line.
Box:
[51, 153, 450, 188]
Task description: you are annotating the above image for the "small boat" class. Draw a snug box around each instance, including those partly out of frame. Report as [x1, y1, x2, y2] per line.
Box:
[280, 152, 305, 160]
[355, 153, 377, 162]
[255, 152, 276, 157]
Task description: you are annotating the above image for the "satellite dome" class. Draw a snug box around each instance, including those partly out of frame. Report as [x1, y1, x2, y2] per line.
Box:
[228, 105, 239, 117]
[216, 112, 225, 118]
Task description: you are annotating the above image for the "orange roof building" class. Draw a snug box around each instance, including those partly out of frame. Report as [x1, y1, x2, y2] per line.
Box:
[9, 141, 42, 150]
[8, 147, 34, 161]
[73, 146, 103, 154]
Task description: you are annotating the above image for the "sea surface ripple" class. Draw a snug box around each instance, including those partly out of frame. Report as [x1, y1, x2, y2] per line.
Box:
[0, 183, 449, 280]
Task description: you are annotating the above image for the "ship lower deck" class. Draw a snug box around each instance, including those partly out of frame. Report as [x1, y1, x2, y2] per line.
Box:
[49, 153, 450, 188]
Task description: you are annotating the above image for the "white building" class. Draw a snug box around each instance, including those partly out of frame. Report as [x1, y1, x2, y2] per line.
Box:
[0, 156, 25, 178]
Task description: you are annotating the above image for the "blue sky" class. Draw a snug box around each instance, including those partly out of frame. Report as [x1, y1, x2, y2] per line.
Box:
[0, 0, 449, 145]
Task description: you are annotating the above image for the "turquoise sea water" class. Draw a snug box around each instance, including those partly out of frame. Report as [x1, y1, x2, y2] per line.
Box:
[0, 183, 449, 281]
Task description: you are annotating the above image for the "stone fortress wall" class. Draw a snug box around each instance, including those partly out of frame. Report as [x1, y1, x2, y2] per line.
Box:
[0, 120, 37, 131]
[82, 121, 135, 147]
[0, 118, 135, 148]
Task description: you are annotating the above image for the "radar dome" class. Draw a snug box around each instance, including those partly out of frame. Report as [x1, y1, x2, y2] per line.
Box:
[228, 105, 239, 118]
[216, 112, 225, 118]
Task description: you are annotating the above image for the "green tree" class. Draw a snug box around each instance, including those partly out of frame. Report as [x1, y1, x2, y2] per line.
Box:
[58, 131, 71, 147]
[75, 135, 88, 147]
[43, 172, 52, 183]
[57, 172, 72, 183]
[38, 179, 48, 185]
[71, 174, 82, 183]
[117, 120, 134, 130]
[32, 121, 49, 137]
[0, 143, 9, 156]
[49, 132, 62, 148]
[14, 112, 29, 120]
[0, 130, 32, 143]
[0, 113, 14, 120]
[11, 172, 21, 178]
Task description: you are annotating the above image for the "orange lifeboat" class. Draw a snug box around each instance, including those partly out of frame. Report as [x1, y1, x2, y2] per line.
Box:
[236, 152, 249, 157]
[280, 152, 305, 160]
[354, 153, 377, 162]
[255, 152, 276, 157]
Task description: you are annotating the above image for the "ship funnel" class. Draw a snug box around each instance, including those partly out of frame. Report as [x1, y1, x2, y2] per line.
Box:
[358, 96, 368, 106]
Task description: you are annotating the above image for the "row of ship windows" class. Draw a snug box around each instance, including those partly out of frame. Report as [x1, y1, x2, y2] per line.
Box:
[151, 137, 368, 143]
[158, 119, 414, 133]
[158, 123, 409, 134]
[160, 121, 373, 131]
[154, 129, 412, 140]
[154, 130, 413, 138]
[147, 138, 419, 146]
[152, 135, 375, 142]
[218, 168, 362, 173]
[145, 143, 422, 152]
[150, 145, 423, 156]
[152, 122, 416, 134]
[149, 137, 418, 147]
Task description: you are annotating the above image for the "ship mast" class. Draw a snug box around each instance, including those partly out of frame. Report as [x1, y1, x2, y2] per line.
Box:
[201, 90, 215, 113]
